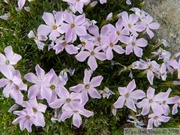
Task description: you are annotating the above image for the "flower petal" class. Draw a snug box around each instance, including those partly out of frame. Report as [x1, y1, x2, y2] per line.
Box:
[114, 96, 126, 109]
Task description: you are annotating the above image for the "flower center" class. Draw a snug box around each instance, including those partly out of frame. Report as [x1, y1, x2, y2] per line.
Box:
[81, 41, 86, 47]
[97, 37, 101, 43]
[6, 60, 10, 65]
[76, 0, 80, 2]
[33, 108, 37, 112]
[132, 42, 136, 46]
[110, 43, 114, 47]
[71, 23, 75, 28]
[73, 110, 78, 113]
[15, 85, 19, 90]
[50, 85, 55, 90]
[125, 93, 129, 98]
[52, 25, 57, 30]
[163, 100, 167, 105]
[149, 99, 153, 103]
[128, 24, 132, 28]
[26, 115, 30, 119]
[178, 102, 180, 105]
[62, 42, 67, 47]
[35, 36, 38, 40]
[116, 31, 120, 35]
[90, 51, 95, 55]
[85, 84, 90, 89]
[154, 116, 158, 120]
[9, 80, 13, 84]
[66, 98, 71, 102]
[146, 24, 149, 27]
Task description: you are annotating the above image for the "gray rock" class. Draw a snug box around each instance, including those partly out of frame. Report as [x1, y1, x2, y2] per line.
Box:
[143, 0, 180, 53]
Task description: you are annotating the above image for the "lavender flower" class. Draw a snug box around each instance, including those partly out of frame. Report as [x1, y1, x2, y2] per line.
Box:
[114, 79, 145, 112]
[69, 69, 102, 104]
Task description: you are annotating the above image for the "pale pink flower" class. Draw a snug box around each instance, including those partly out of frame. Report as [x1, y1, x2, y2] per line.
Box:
[49, 85, 82, 109]
[53, 34, 78, 54]
[69, 69, 103, 104]
[147, 112, 170, 129]
[24, 65, 52, 100]
[101, 32, 124, 60]
[137, 87, 164, 116]
[99, 0, 107, 4]
[130, 8, 148, 20]
[0, 68, 26, 104]
[107, 19, 130, 44]
[88, 25, 110, 45]
[28, 30, 47, 50]
[171, 96, 180, 115]
[113, 79, 145, 112]
[170, 58, 180, 79]
[121, 12, 145, 37]
[0, 46, 22, 71]
[75, 43, 106, 71]
[125, 36, 147, 57]
[68, 0, 90, 14]
[99, 87, 114, 99]
[37, 12, 64, 41]
[141, 15, 160, 38]
[23, 97, 47, 127]
[133, 59, 160, 85]
[61, 12, 88, 42]
[60, 103, 93, 128]
[12, 108, 36, 132]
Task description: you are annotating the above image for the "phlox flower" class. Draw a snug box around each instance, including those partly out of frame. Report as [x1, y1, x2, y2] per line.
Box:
[24, 64, 53, 100]
[137, 87, 164, 116]
[170, 58, 180, 79]
[49, 85, 82, 109]
[0, 68, 26, 104]
[125, 36, 147, 57]
[121, 11, 145, 37]
[53, 34, 78, 54]
[23, 97, 47, 127]
[61, 12, 88, 42]
[59, 68, 75, 85]
[127, 114, 145, 128]
[75, 43, 106, 71]
[37, 11, 64, 41]
[69, 69, 103, 104]
[113, 79, 145, 112]
[42, 69, 66, 103]
[101, 32, 124, 60]
[158, 88, 177, 115]
[28, 30, 47, 50]
[88, 25, 110, 45]
[107, 19, 130, 44]
[147, 112, 170, 129]
[77, 36, 95, 51]
[99, 87, 114, 99]
[0, 46, 22, 71]
[133, 59, 160, 85]
[171, 96, 180, 115]
[130, 8, 148, 20]
[67, 0, 90, 14]
[60, 103, 93, 128]
[12, 108, 36, 132]
[141, 15, 160, 38]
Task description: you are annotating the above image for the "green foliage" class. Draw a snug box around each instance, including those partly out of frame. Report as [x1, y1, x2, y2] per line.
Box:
[0, 0, 179, 135]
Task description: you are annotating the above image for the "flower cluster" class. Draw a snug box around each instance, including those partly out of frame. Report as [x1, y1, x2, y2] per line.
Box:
[0, 0, 179, 133]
